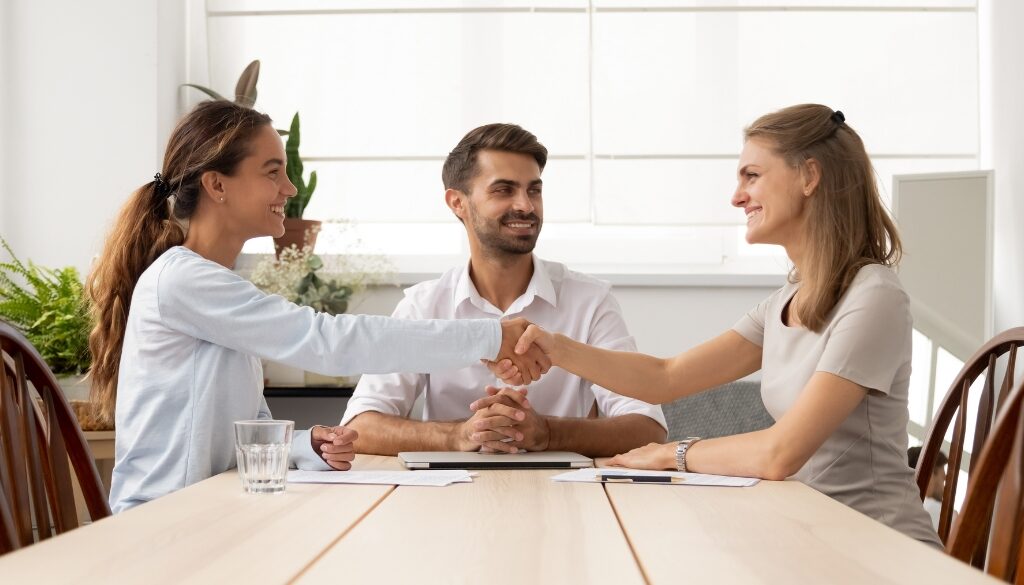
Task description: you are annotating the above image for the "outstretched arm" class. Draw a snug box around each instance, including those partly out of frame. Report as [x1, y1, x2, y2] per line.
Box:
[499, 327, 762, 405]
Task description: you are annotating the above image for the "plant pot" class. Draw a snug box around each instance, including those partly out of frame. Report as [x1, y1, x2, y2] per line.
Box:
[273, 218, 322, 258]
[57, 373, 91, 402]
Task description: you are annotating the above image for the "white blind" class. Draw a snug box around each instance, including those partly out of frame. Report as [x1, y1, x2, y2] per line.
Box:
[204, 1, 979, 273]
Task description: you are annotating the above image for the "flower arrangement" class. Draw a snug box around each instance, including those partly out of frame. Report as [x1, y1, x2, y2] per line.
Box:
[249, 243, 394, 316]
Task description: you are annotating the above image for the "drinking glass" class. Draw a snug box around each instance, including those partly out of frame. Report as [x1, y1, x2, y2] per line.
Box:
[234, 419, 294, 494]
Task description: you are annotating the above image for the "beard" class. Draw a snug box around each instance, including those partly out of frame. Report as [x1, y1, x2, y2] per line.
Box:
[468, 208, 542, 256]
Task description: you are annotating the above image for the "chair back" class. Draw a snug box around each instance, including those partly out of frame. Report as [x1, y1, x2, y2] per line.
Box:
[947, 377, 1024, 582]
[917, 327, 1024, 546]
[0, 320, 110, 556]
[662, 380, 774, 441]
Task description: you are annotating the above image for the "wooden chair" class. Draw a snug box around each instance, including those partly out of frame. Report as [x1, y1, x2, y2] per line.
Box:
[0, 320, 110, 556]
[947, 377, 1024, 582]
[916, 327, 1024, 546]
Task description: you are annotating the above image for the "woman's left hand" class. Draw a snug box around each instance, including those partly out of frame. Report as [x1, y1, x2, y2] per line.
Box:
[311, 425, 359, 471]
[607, 442, 678, 471]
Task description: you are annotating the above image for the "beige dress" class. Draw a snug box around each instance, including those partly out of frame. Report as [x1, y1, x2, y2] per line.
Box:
[733, 264, 941, 546]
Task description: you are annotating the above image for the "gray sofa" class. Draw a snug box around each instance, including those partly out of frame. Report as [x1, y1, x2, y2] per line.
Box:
[661, 380, 774, 441]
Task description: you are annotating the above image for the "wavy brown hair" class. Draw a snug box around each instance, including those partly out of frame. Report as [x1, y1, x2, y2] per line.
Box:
[87, 101, 272, 424]
[745, 104, 902, 332]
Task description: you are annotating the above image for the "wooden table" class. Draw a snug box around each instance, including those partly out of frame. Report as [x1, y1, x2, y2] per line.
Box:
[0, 456, 999, 584]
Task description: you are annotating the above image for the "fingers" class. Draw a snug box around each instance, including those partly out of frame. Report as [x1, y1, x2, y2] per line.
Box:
[479, 439, 520, 454]
[485, 360, 525, 386]
[319, 439, 356, 468]
[476, 401, 526, 422]
[514, 324, 545, 355]
[471, 387, 530, 411]
[325, 460, 353, 471]
[470, 428, 523, 443]
[323, 426, 358, 445]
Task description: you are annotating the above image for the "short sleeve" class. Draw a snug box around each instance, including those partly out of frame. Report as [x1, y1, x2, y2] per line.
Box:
[585, 291, 668, 429]
[815, 281, 912, 395]
[341, 294, 427, 425]
[732, 289, 782, 347]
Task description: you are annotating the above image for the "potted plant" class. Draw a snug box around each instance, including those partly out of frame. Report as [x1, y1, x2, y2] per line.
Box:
[274, 112, 320, 257]
[0, 238, 106, 428]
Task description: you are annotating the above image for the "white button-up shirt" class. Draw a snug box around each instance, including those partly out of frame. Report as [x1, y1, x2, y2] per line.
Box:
[343, 258, 666, 428]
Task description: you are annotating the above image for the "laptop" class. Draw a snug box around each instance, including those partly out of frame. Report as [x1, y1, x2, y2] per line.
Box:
[398, 451, 593, 470]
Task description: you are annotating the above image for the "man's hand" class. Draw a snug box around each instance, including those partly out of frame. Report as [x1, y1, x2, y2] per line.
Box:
[489, 323, 557, 385]
[470, 386, 550, 453]
[311, 425, 358, 471]
[455, 387, 532, 453]
[497, 319, 551, 384]
[607, 442, 677, 471]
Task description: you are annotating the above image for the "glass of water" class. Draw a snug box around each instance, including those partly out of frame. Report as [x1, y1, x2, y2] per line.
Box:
[234, 419, 294, 494]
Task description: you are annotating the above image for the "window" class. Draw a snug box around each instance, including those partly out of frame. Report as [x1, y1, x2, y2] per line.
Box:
[203, 0, 979, 273]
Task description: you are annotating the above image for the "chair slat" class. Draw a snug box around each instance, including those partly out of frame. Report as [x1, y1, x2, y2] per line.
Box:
[0, 321, 111, 557]
[18, 373, 52, 541]
[947, 376, 1024, 583]
[919, 327, 1024, 555]
[44, 390, 78, 533]
[0, 354, 32, 546]
[940, 380, 970, 542]
[0, 481, 17, 555]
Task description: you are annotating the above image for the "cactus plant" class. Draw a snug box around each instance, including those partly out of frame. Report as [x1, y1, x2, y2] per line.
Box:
[284, 112, 317, 219]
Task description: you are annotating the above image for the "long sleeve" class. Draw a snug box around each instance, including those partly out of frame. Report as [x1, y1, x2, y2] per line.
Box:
[155, 251, 502, 376]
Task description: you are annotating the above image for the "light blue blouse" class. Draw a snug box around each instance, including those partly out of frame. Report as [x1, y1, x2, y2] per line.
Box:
[110, 246, 500, 512]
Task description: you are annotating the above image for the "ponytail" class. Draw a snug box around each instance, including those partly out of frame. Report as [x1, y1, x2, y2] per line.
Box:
[87, 182, 184, 424]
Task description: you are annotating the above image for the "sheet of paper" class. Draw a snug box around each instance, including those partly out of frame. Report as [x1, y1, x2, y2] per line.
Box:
[287, 470, 474, 487]
[550, 468, 759, 487]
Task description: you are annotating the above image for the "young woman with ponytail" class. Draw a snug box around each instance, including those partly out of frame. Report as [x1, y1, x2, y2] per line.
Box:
[88, 101, 547, 513]
[493, 104, 941, 546]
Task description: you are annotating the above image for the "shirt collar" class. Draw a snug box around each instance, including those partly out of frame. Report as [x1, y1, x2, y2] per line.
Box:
[453, 255, 558, 316]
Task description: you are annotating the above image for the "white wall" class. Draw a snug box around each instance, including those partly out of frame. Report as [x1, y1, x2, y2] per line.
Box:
[981, 0, 1024, 332]
[1, 0, 185, 275]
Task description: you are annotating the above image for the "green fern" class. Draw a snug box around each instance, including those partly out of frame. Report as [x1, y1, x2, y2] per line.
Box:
[0, 237, 91, 375]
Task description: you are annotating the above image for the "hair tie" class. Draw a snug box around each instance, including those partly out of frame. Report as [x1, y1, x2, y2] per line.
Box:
[153, 172, 171, 198]
[831, 110, 846, 125]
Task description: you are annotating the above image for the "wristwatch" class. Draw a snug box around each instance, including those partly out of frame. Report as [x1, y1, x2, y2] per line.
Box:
[675, 437, 702, 472]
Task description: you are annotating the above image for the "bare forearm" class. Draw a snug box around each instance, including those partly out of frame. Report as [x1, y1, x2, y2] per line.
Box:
[551, 331, 762, 404]
[548, 414, 667, 458]
[347, 411, 460, 456]
[552, 335, 679, 403]
[643, 430, 797, 480]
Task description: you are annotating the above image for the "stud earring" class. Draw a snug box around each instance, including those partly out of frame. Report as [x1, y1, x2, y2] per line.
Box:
[219, 197, 225, 202]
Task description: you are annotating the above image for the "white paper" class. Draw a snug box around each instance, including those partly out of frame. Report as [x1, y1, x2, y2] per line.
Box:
[287, 470, 474, 487]
[550, 468, 759, 487]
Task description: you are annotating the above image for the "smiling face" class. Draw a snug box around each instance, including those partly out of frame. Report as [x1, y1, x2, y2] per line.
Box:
[449, 149, 544, 257]
[217, 124, 297, 239]
[732, 137, 811, 250]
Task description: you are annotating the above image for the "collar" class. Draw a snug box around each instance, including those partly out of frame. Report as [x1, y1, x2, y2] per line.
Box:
[453, 255, 558, 316]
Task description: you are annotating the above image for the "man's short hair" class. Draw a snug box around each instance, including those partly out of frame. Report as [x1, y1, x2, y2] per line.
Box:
[908, 445, 948, 470]
[442, 123, 548, 194]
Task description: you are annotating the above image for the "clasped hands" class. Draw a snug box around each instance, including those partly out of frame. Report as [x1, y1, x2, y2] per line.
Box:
[455, 386, 549, 454]
[491, 318, 557, 386]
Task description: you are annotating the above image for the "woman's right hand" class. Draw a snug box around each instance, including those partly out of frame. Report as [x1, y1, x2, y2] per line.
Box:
[486, 324, 558, 385]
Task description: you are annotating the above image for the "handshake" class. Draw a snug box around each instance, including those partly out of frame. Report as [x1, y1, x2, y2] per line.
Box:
[490, 318, 558, 386]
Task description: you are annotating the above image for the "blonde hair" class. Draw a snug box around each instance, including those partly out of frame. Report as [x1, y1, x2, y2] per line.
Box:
[744, 104, 902, 332]
[87, 101, 272, 425]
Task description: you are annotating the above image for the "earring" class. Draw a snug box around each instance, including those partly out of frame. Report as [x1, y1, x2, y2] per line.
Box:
[219, 197, 225, 202]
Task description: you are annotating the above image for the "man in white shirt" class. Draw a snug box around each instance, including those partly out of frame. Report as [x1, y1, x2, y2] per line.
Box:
[342, 124, 667, 456]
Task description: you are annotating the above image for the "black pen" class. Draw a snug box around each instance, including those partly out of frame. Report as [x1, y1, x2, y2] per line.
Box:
[597, 473, 683, 483]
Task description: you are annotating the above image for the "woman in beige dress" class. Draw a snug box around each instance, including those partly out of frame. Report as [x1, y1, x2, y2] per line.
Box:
[493, 104, 940, 545]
